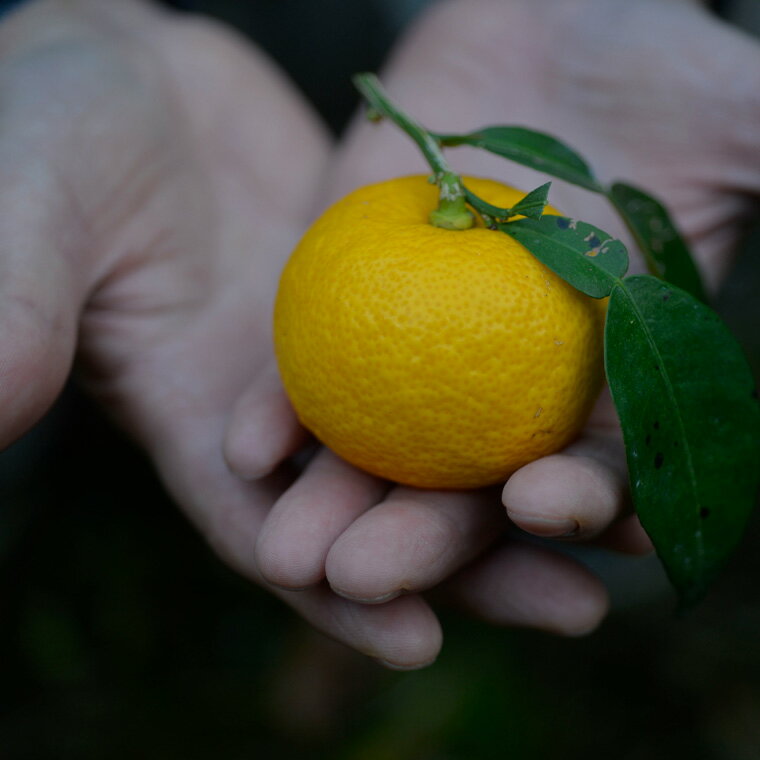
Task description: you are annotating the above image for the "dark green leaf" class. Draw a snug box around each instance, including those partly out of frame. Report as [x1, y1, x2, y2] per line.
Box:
[510, 182, 551, 219]
[435, 126, 603, 192]
[609, 182, 709, 303]
[464, 182, 551, 223]
[605, 275, 760, 606]
[499, 215, 628, 298]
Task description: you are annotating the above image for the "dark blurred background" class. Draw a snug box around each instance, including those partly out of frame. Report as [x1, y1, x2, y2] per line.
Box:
[1, 1, 759, 758]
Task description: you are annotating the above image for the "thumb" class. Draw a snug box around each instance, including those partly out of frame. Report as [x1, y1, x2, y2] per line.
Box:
[0, 156, 87, 448]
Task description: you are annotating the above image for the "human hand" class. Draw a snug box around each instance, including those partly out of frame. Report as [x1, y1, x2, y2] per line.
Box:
[0, 0, 457, 668]
[226, 0, 760, 665]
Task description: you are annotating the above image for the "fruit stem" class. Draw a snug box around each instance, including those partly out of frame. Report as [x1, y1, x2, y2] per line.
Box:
[353, 73, 474, 231]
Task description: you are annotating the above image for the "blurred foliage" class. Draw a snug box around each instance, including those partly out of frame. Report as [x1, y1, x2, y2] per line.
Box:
[1, 2, 759, 758]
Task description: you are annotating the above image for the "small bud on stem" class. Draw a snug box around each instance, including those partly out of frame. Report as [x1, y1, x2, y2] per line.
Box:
[429, 172, 474, 230]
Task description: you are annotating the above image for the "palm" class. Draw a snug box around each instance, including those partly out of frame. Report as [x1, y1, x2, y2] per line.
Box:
[64, 17, 327, 557]
[18, 17, 303, 535]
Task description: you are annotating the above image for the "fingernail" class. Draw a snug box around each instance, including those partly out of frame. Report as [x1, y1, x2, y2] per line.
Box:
[229, 461, 276, 481]
[374, 658, 436, 672]
[331, 587, 402, 604]
[242, 468, 275, 482]
[509, 513, 579, 538]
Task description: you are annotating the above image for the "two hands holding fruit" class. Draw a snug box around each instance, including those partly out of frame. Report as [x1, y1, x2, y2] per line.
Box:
[1, 0, 758, 669]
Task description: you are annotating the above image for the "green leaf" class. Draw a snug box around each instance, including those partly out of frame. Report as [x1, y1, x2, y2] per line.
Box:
[499, 215, 629, 298]
[608, 182, 709, 303]
[435, 126, 604, 192]
[605, 275, 760, 606]
[464, 182, 551, 223]
[510, 182, 551, 219]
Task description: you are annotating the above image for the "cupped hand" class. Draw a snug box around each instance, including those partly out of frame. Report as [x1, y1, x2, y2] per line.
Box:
[0, 0, 450, 669]
[226, 0, 760, 665]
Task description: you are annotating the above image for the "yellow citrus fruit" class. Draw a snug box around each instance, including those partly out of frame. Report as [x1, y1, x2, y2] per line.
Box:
[274, 175, 606, 489]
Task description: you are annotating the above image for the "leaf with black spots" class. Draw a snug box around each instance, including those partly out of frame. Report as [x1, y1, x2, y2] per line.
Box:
[500, 215, 628, 298]
[605, 275, 760, 605]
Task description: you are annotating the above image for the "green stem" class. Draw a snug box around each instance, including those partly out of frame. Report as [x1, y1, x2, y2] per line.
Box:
[353, 73, 473, 230]
[353, 73, 449, 174]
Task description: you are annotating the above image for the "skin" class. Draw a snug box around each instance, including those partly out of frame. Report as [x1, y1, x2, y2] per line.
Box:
[1, 0, 758, 669]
